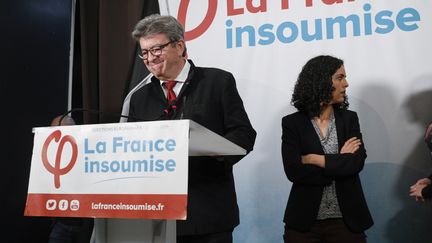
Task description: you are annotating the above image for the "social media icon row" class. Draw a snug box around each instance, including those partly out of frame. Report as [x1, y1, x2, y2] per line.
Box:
[46, 199, 80, 211]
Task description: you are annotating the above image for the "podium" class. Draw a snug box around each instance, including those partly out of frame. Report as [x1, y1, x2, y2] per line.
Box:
[25, 119, 246, 243]
[91, 120, 246, 243]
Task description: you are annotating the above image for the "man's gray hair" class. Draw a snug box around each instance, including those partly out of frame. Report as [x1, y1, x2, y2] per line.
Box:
[132, 14, 184, 42]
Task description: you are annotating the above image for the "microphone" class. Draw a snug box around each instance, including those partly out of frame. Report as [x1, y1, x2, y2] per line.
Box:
[164, 100, 177, 117]
[156, 100, 177, 120]
[52, 115, 76, 126]
[120, 74, 153, 122]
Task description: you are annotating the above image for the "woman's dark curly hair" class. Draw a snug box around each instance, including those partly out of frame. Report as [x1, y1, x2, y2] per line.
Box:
[291, 55, 349, 117]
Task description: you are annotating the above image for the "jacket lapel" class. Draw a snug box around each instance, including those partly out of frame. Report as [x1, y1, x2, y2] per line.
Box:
[334, 109, 345, 151]
[304, 114, 325, 154]
[177, 60, 195, 99]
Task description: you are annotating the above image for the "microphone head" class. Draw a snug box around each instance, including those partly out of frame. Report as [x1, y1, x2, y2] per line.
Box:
[51, 115, 76, 126]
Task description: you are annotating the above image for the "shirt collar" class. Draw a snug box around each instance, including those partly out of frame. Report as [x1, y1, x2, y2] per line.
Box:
[159, 61, 190, 85]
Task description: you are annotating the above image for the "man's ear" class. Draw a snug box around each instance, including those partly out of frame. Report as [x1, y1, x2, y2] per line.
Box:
[176, 40, 187, 57]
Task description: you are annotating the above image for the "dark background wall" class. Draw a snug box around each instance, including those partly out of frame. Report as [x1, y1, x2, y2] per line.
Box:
[0, 0, 159, 241]
[1, 0, 72, 241]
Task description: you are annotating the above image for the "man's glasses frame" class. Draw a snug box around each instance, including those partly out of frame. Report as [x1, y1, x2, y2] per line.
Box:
[138, 40, 176, 60]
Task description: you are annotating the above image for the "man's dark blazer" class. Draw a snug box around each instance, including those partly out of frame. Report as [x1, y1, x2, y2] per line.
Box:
[281, 108, 373, 233]
[128, 60, 256, 235]
[423, 174, 432, 199]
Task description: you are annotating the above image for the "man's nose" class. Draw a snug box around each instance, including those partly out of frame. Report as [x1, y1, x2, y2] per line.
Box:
[146, 52, 158, 62]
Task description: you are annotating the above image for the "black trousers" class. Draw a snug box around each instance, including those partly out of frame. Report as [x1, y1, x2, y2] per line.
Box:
[177, 230, 233, 243]
[284, 218, 366, 243]
[48, 218, 93, 243]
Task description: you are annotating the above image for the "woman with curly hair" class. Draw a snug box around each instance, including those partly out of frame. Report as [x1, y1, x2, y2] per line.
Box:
[281, 55, 373, 242]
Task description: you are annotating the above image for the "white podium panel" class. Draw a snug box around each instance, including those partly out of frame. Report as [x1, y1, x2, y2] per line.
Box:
[26, 120, 246, 243]
[26, 120, 190, 220]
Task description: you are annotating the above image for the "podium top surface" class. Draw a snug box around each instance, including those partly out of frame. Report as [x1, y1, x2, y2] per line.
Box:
[188, 120, 246, 156]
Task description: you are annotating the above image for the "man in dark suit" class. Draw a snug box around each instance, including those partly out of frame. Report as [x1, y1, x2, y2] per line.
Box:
[127, 14, 256, 243]
[410, 122, 432, 201]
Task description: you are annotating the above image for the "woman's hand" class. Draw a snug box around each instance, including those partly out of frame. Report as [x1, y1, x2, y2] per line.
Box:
[301, 137, 362, 169]
[301, 154, 325, 168]
[340, 137, 361, 154]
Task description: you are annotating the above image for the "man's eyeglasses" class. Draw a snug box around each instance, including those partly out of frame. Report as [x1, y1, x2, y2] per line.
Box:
[138, 40, 176, 60]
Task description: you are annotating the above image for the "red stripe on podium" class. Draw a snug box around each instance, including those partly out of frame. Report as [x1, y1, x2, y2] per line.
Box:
[24, 193, 187, 220]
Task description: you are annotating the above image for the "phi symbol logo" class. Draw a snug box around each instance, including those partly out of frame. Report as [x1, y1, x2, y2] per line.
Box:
[41, 130, 78, 189]
[177, 0, 217, 41]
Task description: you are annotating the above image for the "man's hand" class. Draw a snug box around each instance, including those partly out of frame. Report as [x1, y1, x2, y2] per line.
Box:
[409, 178, 431, 202]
